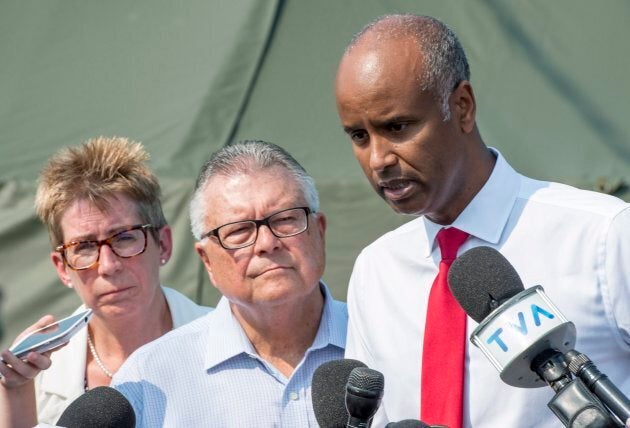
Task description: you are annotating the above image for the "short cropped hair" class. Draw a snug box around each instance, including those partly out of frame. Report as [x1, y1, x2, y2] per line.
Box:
[189, 140, 319, 240]
[347, 14, 470, 120]
[35, 137, 167, 246]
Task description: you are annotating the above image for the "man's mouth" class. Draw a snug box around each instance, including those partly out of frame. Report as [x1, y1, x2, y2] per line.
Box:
[379, 179, 415, 201]
[255, 265, 290, 277]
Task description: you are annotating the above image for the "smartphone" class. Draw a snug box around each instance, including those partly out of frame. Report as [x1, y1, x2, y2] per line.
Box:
[7, 309, 93, 359]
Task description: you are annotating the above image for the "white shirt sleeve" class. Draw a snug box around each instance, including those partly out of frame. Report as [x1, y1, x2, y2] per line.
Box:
[603, 207, 630, 348]
[345, 254, 390, 426]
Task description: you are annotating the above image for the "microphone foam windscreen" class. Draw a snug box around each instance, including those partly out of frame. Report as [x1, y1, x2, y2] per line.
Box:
[347, 366, 384, 396]
[312, 358, 367, 428]
[57, 386, 135, 428]
[448, 246, 525, 323]
[385, 420, 431, 427]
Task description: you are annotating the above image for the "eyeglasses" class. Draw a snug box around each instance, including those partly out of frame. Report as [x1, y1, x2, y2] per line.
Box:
[55, 224, 155, 270]
[202, 207, 313, 250]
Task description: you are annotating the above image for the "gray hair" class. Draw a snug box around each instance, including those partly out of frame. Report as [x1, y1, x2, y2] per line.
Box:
[189, 140, 320, 240]
[347, 14, 470, 120]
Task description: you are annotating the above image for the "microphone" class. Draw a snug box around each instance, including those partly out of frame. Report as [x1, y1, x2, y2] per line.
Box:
[448, 246, 627, 426]
[565, 350, 630, 425]
[345, 366, 384, 428]
[385, 419, 449, 427]
[312, 359, 367, 428]
[385, 420, 430, 427]
[56, 386, 135, 428]
[447, 246, 576, 388]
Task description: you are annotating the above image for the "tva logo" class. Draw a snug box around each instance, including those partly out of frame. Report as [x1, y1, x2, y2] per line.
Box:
[486, 304, 555, 352]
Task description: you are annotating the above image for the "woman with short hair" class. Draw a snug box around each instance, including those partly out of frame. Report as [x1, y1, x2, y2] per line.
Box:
[0, 137, 211, 427]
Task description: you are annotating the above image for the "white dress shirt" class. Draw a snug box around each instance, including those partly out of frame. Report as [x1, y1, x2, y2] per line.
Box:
[35, 286, 211, 425]
[345, 150, 630, 427]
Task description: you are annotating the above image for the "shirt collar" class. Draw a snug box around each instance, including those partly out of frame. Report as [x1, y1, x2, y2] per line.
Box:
[202, 297, 255, 371]
[307, 281, 346, 351]
[422, 148, 519, 257]
[202, 281, 344, 371]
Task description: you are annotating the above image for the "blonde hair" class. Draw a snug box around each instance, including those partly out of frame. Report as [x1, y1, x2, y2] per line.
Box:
[35, 136, 166, 246]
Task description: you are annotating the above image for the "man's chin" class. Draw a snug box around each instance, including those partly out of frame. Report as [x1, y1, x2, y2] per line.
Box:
[385, 197, 424, 216]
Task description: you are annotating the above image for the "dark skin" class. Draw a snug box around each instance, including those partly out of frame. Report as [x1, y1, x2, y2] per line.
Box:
[335, 34, 496, 225]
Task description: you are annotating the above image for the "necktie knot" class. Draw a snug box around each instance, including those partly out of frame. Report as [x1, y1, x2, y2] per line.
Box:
[436, 227, 469, 262]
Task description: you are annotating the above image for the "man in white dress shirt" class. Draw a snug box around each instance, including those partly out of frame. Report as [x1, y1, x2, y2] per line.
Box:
[335, 14, 630, 427]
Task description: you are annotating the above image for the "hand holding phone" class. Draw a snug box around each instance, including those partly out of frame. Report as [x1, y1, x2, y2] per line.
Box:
[7, 309, 93, 359]
[1, 309, 92, 388]
[1, 316, 52, 387]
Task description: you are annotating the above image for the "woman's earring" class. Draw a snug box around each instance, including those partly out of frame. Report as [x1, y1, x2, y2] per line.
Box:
[160, 259, 166, 266]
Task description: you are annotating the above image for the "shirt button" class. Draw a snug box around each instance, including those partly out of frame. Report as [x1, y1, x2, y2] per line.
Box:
[289, 391, 299, 401]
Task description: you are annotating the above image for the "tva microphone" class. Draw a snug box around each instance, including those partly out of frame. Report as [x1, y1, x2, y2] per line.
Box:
[345, 366, 384, 428]
[56, 386, 135, 428]
[312, 359, 367, 428]
[448, 246, 628, 426]
[447, 245, 576, 388]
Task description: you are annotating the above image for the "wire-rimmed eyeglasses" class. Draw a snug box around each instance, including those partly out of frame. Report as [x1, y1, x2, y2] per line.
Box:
[201, 207, 313, 250]
[55, 224, 155, 270]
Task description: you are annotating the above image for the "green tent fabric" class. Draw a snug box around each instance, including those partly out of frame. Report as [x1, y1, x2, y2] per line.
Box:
[1, 0, 629, 346]
[0, 0, 283, 345]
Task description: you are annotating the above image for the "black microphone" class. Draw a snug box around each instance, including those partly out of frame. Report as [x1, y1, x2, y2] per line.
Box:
[312, 359, 367, 428]
[448, 246, 624, 427]
[385, 419, 448, 427]
[385, 420, 431, 427]
[57, 386, 135, 428]
[566, 350, 630, 425]
[345, 366, 384, 428]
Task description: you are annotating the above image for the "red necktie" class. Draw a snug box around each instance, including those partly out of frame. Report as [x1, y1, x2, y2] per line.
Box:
[421, 227, 469, 428]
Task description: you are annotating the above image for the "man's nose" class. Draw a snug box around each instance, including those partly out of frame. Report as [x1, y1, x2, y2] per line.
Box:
[253, 224, 281, 254]
[369, 136, 397, 172]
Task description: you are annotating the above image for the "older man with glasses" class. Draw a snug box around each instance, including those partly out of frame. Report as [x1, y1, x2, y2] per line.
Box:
[112, 140, 348, 427]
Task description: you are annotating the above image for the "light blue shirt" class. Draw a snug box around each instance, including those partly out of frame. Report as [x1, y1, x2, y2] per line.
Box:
[113, 283, 347, 427]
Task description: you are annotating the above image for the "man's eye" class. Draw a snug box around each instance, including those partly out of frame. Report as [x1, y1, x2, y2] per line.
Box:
[272, 215, 297, 226]
[350, 130, 368, 143]
[388, 123, 407, 132]
[223, 224, 253, 238]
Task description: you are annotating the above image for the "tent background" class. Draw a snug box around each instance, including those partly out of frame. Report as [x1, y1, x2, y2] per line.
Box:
[1, 0, 629, 346]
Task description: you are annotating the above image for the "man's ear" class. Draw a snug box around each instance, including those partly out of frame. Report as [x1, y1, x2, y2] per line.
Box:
[315, 212, 327, 245]
[194, 242, 217, 287]
[451, 80, 476, 134]
[51, 251, 72, 287]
